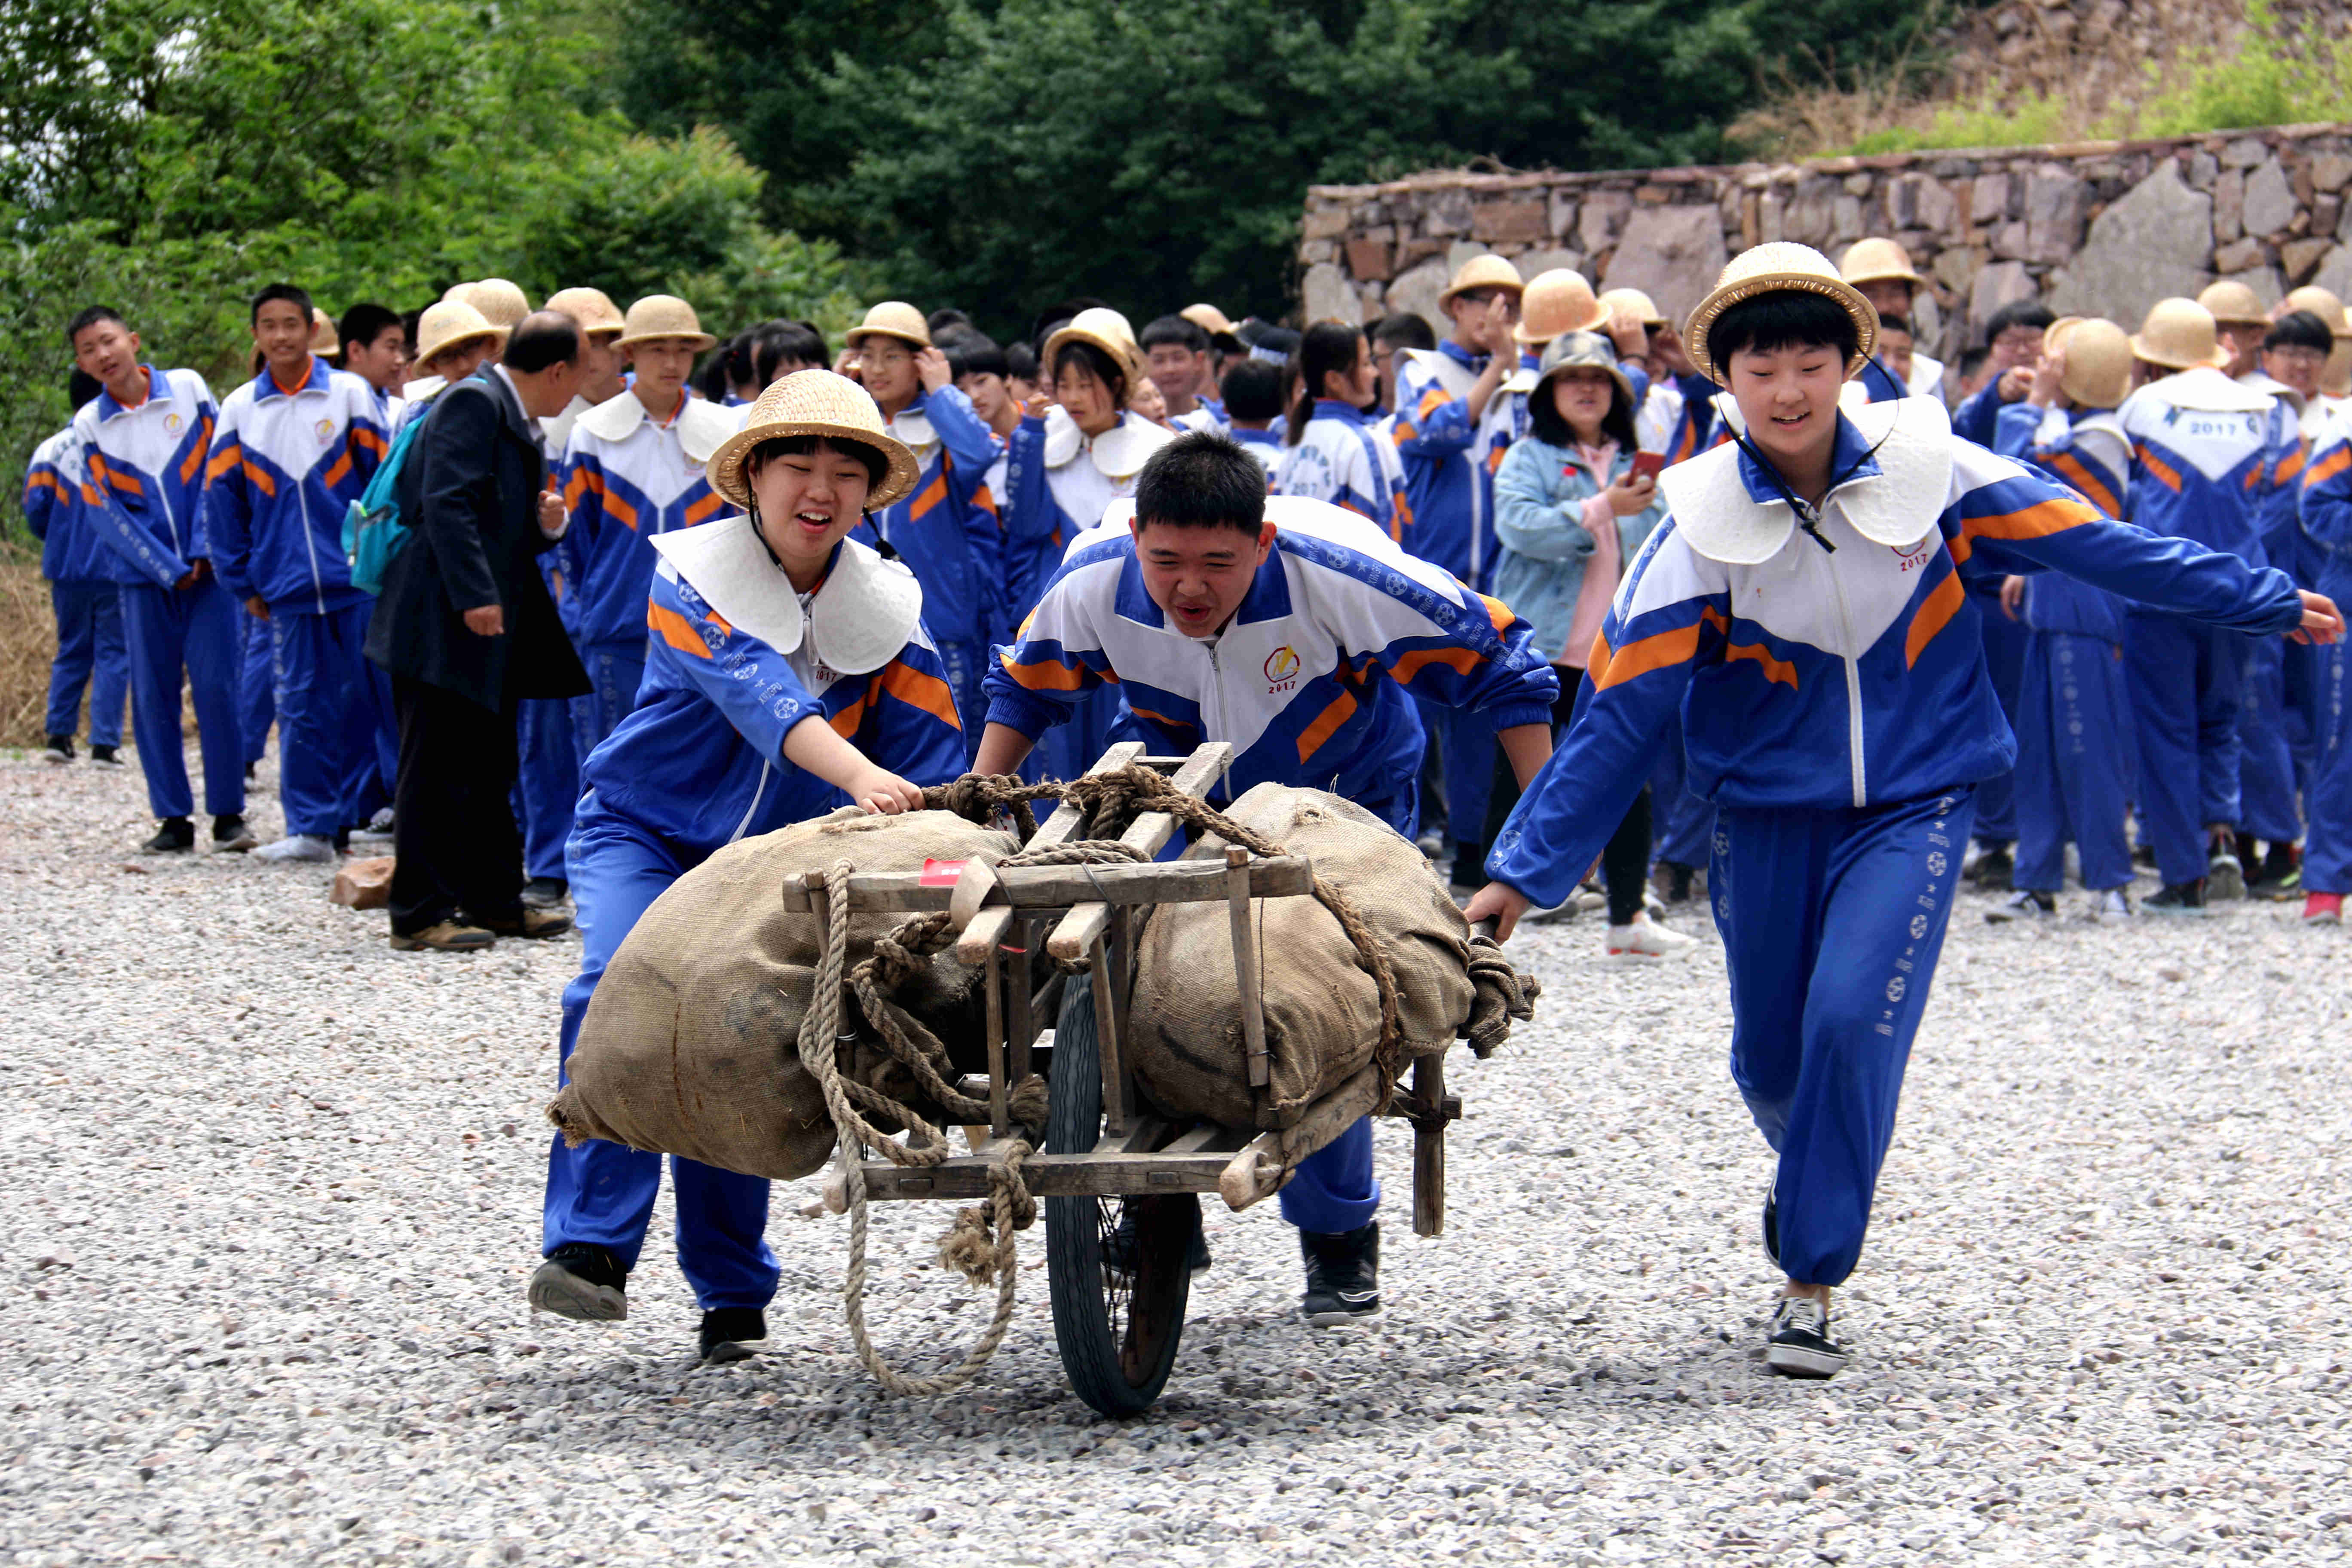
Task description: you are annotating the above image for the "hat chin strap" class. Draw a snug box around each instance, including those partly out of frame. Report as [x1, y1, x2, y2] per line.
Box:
[1723, 397, 1908, 554]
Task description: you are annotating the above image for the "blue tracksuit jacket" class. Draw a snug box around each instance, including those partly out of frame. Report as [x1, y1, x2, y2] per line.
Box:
[1274, 400, 1412, 541]
[204, 358, 387, 615]
[67, 367, 219, 590]
[848, 385, 1002, 652]
[1390, 342, 1514, 590]
[1993, 403, 2132, 641]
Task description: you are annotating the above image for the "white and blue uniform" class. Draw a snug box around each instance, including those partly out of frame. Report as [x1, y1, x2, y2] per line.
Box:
[23, 430, 129, 752]
[2234, 371, 2312, 848]
[66, 367, 245, 822]
[554, 390, 743, 756]
[1228, 426, 1283, 485]
[1489, 401, 2301, 1287]
[547, 521, 968, 1310]
[2116, 368, 2291, 886]
[1994, 402, 2138, 893]
[204, 358, 390, 837]
[2295, 417, 2352, 896]
[986, 496, 1557, 1236]
[1273, 399, 1411, 541]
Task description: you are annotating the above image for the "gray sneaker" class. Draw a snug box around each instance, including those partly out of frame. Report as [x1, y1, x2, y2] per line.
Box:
[1984, 888, 2054, 923]
[253, 833, 336, 863]
[2206, 850, 2246, 901]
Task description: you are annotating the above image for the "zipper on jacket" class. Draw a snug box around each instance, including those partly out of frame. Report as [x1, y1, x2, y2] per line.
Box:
[1202, 639, 1224, 741]
[729, 762, 772, 844]
[1813, 504, 1868, 808]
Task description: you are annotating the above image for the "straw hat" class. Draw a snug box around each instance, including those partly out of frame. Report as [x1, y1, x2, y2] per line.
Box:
[2326, 340, 2352, 396]
[441, 282, 473, 303]
[463, 279, 532, 331]
[2046, 317, 2133, 408]
[1530, 329, 1634, 406]
[1438, 254, 1525, 310]
[2198, 279, 2271, 328]
[412, 299, 506, 368]
[1683, 242, 1879, 385]
[704, 371, 920, 514]
[1838, 237, 1926, 289]
[309, 308, 339, 359]
[616, 294, 716, 352]
[543, 286, 626, 339]
[2129, 298, 2229, 371]
[1042, 306, 1145, 382]
[2284, 285, 2351, 339]
[1599, 287, 1669, 329]
[1181, 303, 1238, 338]
[1514, 270, 1610, 345]
[843, 301, 931, 352]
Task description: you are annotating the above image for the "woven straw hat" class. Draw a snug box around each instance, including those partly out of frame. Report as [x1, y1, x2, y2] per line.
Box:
[1181, 303, 1238, 338]
[2130, 298, 2229, 371]
[1439, 253, 1525, 310]
[1042, 306, 1144, 382]
[413, 299, 507, 368]
[1531, 329, 1635, 407]
[1514, 270, 1610, 345]
[705, 370, 920, 514]
[1839, 237, 1926, 289]
[2284, 285, 2351, 339]
[2198, 279, 2271, 328]
[1599, 287, 1669, 329]
[1684, 242, 1879, 385]
[2046, 317, 2133, 408]
[463, 279, 531, 331]
[543, 286, 626, 339]
[617, 294, 716, 352]
[441, 282, 473, 304]
[843, 301, 931, 352]
[309, 308, 339, 359]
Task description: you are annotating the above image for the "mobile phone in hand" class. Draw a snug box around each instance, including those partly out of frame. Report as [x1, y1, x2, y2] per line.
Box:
[1630, 451, 1666, 481]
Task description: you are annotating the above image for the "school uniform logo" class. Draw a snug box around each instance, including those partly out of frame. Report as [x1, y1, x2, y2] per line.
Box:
[315, 418, 335, 443]
[1893, 536, 1935, 572]
[1264, 646, 1300, 694]
[164, 413, 184, 434]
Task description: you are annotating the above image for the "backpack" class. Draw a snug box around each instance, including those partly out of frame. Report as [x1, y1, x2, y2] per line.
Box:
[342, 398, 435, 595]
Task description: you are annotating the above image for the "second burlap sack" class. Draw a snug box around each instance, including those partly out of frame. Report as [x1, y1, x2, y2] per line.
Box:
[549, 809, 1021, 1180]
[1127, 783, 1476, 1130]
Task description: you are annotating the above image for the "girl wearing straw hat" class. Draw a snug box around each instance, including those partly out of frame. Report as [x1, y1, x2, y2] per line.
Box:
[1468, 243, 2341, 1378]
[1838, 239, 1944, 403]
[400, 300, 508, 413]
[533, 370, 968, 1363]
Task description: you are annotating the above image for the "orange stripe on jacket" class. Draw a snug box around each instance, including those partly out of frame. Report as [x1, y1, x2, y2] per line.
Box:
[2274, 445, 2307, 486]
[828, 683, 877, 738]
[1960, 494, 2101, 546]
[907, 472, 949, 521]
[351, 426, 389, 459]
[1725, 641, 1800, 690]
[683, 490, 726, 527]
[1000, 652, 1090, 691]
[205, 445, 243, 484]
[1904, 570, 1967, 668]
[1295, 690, 1357, 762]
[1592, 622, 1701, 691]
[563, 467, 599, 510]
[880, 661, 962, 730]
[1129, 704, 1197, 733]
[320, 451, 352, 491]
[178, 416, 213, 484]
[648, 601, 712, 658]
[2044, 451, 2121, 519]
[1388, 646, 1481, 685]
[2135, 443, 2183, 493]
[2305, 444, 2352, 491]
[240, 460, 277, 498]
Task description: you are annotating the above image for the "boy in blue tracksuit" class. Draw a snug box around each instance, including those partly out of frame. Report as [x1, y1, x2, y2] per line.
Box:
[1469, 244, 2336, 1378]
[204, 283, 390, 861]
[2295, 413, 2352, 925]
[25, 377, 129, 769]
[61, 306, 254, 854]
[530, 371, 968, 1364]
[974, 443, 1559, 1325]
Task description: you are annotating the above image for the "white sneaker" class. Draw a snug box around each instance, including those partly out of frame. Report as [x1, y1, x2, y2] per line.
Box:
[2089, 887, 2134, 920]
[2206, 851, 2246, 901]
[1572, 882, 1607, 913]
[1605, 912, 1696, 958]
[1984, 888, 2053, 923]
[252, 833, 336, 863]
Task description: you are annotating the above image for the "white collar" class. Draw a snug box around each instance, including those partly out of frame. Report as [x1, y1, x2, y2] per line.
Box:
[578, 389, 740, 461]
[1044, 407, 1176, 479]
[2237, 369, 2307, 414]
[648, 516, 922, 677]
[1660, 395, 1954, 566]
[2137, 366, 2278, 414]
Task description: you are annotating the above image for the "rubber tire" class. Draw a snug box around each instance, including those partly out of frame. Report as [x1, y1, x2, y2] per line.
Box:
[1044, 981, 1195, 1417]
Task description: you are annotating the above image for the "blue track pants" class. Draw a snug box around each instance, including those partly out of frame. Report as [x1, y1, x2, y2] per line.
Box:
[239, 613, 274, 766]
[2014, 632, 2134, 893]
[569, 643, 646, 764]
[2235, 632, 2301, 843]
[514, 698, 579, 882]
[541, 799, 778, 1311]
[1646, 708, 1718, 870]
[121, 577, 246, 821]
[270, 603, 382, 838]
[45, 579, 127, 746]
[1711, 787, 1975, 1288]
[2125, 613, 2243, 887]
[1417, 695, 1495, 878]
[2303, 641, 2352, 895]
[1970, 594, 2026, 846]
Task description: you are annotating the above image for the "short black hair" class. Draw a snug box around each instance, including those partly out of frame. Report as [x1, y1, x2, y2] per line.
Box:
[1878, 314, 1914, 336]
[1371, 313, 1435, 353]
[926, 308, 974, 335]
[64, 306, 128, 349]
[745, 434, 889, 498]
[503, 311, 582, 374]
[1982, 300, 2057, 346]
[337, 303, 403, 355]
[251, 283, 313, 328]
[1220, 358, 1284, 422]
[1706, 291, 1860, 370]
[1050, 339, 1128, 407]
[1140, 314, 1209, 354]
[753, 320, 830, 387]
[1004, 340, 1038, 382]
[2266, 309, 2337, 355]
[943, 332, 1008, 380]
[68, 368, 103, 409]
[1135, 432, 1268, 533]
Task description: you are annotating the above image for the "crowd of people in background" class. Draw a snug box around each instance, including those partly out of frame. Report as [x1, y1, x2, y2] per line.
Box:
[22, 239, 2352, 952]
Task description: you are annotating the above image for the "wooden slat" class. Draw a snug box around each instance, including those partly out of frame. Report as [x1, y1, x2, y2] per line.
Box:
[1089, 934, 1127, 1135]
[777, 855, 1312, 913]
[1216, 1064, 1385, 1213]
[953, 741, 1146, 967]
[1225, 847, 1270, 1088]
[1090, 1116, 1168, 1157]
[1044, 742, 1234, 962]
[982, 940, 1008, 1138]
[860, 1147, 1258, 1201]
[1411, 1054, 1446, 1238]
[1006, 917, 1034, 1087]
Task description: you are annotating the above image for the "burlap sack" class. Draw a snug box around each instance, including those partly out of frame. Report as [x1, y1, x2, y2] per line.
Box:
[1127, 784, 1476, 1130]
[548, 809, 1021, 1180]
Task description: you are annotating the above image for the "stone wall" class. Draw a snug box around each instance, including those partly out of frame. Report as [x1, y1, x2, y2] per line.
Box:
[1297, 123, 2352, 362]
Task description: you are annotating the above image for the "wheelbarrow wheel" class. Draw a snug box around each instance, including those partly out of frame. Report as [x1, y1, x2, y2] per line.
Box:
[1044, 982, 1194, 1417]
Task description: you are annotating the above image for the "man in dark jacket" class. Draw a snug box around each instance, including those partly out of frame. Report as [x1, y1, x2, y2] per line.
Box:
[366, 312, 590, 951]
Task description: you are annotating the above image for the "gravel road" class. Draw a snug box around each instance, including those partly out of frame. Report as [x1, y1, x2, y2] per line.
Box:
[5, 745, 2349, 1566]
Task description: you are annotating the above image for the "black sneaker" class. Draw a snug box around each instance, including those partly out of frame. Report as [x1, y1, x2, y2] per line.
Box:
[2144, 879, 2209, 917]
[1651, 861, 1697, 906]
[89, 743, 123, 768]
[1984, 888, 2055, 923]
[1970, 844, 2014, 891]
[1298, 1221, 1380, 1325]
[521, 876, 570, 910]
[527, 1243, 628, 1321]
[2249, 842, 2301, 899]
[1761, 1188, 1782, 1271]
[143, 817, 196, 853]
[42, 734, 74, 764]
[212, 814, 257, 852]
[698, 1307, 768, 1364]
[1764, 1295, 1848, 1379]
[1102, 1207, 1212, 1277]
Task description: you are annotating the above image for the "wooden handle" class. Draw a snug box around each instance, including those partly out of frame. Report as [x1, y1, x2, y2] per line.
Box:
[1218, 1138, 1283, 1212]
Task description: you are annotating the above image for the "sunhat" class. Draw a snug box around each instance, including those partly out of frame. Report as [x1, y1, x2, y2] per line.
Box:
[704, 370, 920, 514]
[441, 281, 473, 303]
[2197, 279, 2271, 328]
[2130, 298, 2229, 371]
[1438, 254, 1525, 310]
[1180, 303, 1244, 350]
[1514, 270, 1610, 345]
[1683, 242, 1879, 385]
[543, 286, 626, 339]
[463, 279, 532, 331]
[2045, 317, 2133, 408]
[843, 301, 932, 352]
[2284, 285, 2351, 340]
[1531, 329, 1634, 406]
[1598, 287, 1669, 330]
[309, 308, 339, 359]
[1838, 237, 1926, 289]
[412, 299, 507, 368]
[1042, 306, 1145, 381]
[616, 294, 717, 352]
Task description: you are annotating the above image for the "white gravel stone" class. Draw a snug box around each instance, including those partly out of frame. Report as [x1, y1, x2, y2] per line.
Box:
[4, 743, 2351, 1565]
